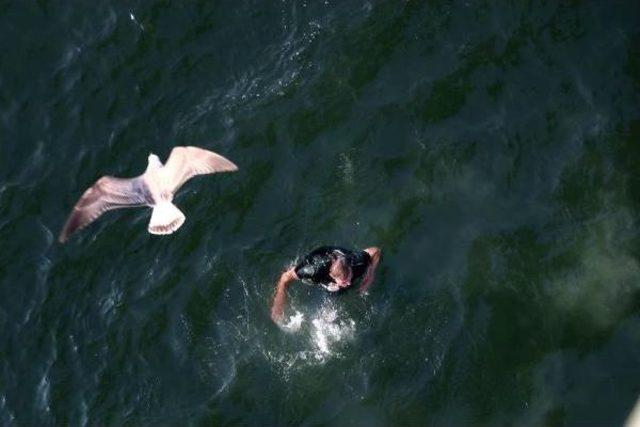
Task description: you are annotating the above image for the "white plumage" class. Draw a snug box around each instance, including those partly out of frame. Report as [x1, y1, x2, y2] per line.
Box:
[59, 146, 238, 243]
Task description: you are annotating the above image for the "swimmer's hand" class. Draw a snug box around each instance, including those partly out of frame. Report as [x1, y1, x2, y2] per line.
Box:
[358, 270, 375, 294]
[271, 268, 298, 324]
[358, 247, 381, 294]
[271, 287, 288, 323]
[271, 303, 285, 323]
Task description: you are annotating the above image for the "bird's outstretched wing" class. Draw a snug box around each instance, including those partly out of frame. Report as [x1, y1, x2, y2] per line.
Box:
[161, 146, 238, 194]
[59, 176, 150, 243]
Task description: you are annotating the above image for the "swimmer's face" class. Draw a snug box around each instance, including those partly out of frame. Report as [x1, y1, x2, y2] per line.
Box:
[329, 257, 352, 287]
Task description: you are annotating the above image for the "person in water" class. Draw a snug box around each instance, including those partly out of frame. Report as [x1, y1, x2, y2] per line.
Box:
[270, 246, 381, 323]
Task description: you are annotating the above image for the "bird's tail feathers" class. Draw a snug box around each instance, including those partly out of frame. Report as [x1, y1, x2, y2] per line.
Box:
[148, 202, 185, 235]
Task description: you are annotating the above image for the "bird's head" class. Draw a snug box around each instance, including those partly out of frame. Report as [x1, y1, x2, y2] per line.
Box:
[147, 153, 163, 169]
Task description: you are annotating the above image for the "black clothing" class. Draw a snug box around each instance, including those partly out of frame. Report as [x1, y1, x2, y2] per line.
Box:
[294, 246, 371, 291]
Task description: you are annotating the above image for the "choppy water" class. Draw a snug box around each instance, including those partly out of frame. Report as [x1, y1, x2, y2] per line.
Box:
[1, 1, 640, 425]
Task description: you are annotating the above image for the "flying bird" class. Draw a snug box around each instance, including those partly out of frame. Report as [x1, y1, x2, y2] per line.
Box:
[59, 146, 238, 243]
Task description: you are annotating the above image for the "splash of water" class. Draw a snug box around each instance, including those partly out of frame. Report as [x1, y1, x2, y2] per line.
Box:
[310, 305, 355, 357]
[281, 311, 305, 332]
[274, 301, 357, 371]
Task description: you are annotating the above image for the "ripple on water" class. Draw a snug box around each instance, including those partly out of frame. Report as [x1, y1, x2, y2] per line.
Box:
[0, 394, 16, 424]
[36, 370, 51, 415]
[195, 331, 237, 399]
[173, 8, 323, 135]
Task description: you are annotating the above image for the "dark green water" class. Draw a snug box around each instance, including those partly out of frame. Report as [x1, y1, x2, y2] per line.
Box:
[2, 1, 640, 425]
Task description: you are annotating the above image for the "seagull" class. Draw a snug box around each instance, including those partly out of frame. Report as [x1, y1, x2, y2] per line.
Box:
[58, 146, 238, 243]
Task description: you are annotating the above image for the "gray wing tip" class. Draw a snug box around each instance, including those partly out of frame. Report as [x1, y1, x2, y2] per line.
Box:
[58, 213, 79, 243]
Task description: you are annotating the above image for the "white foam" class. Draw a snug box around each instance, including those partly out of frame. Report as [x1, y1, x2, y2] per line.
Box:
[310, 305, 355, 358]
[268, 300, 359, 377]
[281, 311, 305, 332]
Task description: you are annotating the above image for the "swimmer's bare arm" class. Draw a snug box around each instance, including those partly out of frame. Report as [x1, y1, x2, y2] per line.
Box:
[271, 267, 298, 323]
[358, 247, 381, 294]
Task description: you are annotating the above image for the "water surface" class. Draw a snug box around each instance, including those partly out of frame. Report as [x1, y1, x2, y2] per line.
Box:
[1, 1, 639, 425]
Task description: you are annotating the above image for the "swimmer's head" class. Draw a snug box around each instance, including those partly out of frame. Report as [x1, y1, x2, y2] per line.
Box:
[329, 256, 352, 287]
